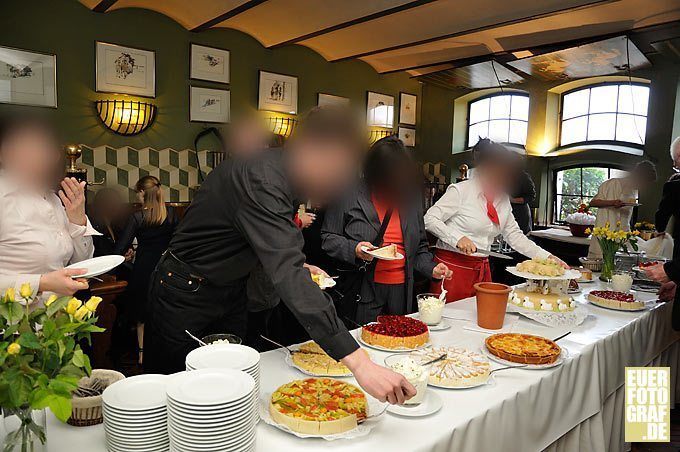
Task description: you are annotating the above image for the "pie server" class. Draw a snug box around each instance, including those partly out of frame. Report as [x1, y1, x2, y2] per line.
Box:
[452, 247, 513, 260]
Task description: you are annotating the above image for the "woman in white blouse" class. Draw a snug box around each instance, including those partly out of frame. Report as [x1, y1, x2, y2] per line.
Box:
[0, 116, 98, 299]
[424, 139, 565, 302]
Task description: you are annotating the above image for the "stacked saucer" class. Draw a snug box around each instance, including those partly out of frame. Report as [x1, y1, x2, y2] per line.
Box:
[166, 369, 258, 452]
[102, 374, 169, 452]
[186, 343, 260, 392]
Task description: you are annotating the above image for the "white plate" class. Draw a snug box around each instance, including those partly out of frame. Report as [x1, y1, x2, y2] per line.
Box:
[167, 389, 256, 410]
[387, 391, 443, 417]
[167, 369, 255, 406]
[282, 342, 354, 377]
[587, 298, 648, 312]
[358, 334, 429, 352]
[186, 344, 260, 372]
[170, 430, 256, 450]
[66, 255, 125, 279]
[506, 266, 582, 281]
[317, 276, 337, 290]
[411, 315, 451, 331]
[481, 346, 567, 370]
[577, 278, 596, 284]
[428, 374, 494, 390]
[361, 246, 404, 261]
[102, 374, 168, 410]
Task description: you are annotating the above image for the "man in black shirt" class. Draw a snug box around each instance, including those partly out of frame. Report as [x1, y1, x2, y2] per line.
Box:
[145, 108, 415, 404]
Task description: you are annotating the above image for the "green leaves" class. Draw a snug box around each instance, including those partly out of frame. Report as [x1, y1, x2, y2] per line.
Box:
[47, 395, 72, 422]
[17, 332, 41, 350]
[45, 296, 70, 317]
[0, 302, 23, 324]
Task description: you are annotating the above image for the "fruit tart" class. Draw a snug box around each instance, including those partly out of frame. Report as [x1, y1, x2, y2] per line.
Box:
[587, 290, 645, 311]
[361, 315, 429, 349]
[485, 333, 561, 365]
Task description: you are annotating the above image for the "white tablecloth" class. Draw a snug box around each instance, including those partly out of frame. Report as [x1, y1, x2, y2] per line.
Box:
[43, 279, 679, 452]
[531, 228, 591, 246]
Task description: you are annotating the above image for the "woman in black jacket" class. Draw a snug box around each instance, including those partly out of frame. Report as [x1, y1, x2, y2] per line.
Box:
[321, 136, 450, 324]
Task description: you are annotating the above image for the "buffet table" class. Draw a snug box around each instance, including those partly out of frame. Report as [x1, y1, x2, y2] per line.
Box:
[45, 278, 679, 452]
[530, 228, 591, 246]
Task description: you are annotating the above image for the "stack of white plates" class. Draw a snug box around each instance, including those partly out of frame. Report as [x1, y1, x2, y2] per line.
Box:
[185, 343, 260, 392]
[102, 374, 169, 452]
[166, 369, 258, 452]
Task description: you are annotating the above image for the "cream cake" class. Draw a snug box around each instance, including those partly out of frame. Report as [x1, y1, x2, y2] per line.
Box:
[410, 347, 490, 388]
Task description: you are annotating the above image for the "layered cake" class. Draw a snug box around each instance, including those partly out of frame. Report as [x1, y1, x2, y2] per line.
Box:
[410, 347, 490, 388]
[269, 378, 367, 435]
[516, 258, 565, 277]
[587, 290, 644, 310]
[291, 341, 353, 376]
[361, 315, 429, 349]
[485, 333, 561, 365]
[371, 244, 397, 259]
[509, 279, 576, 312]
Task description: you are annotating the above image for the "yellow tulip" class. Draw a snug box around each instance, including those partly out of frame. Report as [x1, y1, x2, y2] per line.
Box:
[74, 305, 90, 321]
[585, 228, 591, 234]
[7, 343, 20, 355]
[44, 294, 58, 307]
[19, 283, 33, 300]
[84, 296, 102, 313]
[65, 298, 82, 316]
[3, 287, 15, 303]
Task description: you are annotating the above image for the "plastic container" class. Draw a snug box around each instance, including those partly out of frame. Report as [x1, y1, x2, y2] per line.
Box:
[474, 282, 511, 330]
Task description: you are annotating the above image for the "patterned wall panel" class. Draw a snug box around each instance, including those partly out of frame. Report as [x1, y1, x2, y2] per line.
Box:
[80, 145, 217, 202]
[422, 161, 449, 185]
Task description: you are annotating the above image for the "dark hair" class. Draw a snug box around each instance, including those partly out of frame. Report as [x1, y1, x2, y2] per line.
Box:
[364, 135, 415, 196]
[290, 106, 364, 153]
[633, 160, 657, 182]
[471, 138, 515, 166]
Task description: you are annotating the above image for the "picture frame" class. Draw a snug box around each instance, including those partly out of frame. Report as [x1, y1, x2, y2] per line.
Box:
[258, 70, 298, 114]
[96, 41, 156, 98]
[190, 86, 230, 123]
[317, 93, 350, 108]
[366, 91, 394, 128]
[0, 45, 56, 107]
[398, 127, 416, 147]
[190, 43, 230, 84]
[399, 92, 417, 125]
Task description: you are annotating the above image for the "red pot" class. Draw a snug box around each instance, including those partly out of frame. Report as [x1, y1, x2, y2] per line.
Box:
[568, 223, 593, 238]
[474, 282, 511, 330]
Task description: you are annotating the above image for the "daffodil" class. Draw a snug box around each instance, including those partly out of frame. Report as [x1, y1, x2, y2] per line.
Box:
[74, 306, 90, 321]
[65, 298, 82, 316]
[7, 343, 21, 355]
[44, 294, 58, 307]
[84, 296, 102, 313]
[3, 287, 15, 303]
[19, 283, 33, 299]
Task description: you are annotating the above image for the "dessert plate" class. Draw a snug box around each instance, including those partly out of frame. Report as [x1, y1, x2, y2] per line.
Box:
[481, 346, 567, 370]
[167, 369, 255, 405]
[387, 391, 443, 417]
[185, 344, 260, 372]
[361, 246, 404, 261]
[357, 334, 429, 352]
[506, 266, 582, 281]
[428, 373, 495, 390]
[102, 374, 168, 410]
[587, 298, 647, 312]
[411, 314, 451, 331]
[316, 276, 337, 290]
[66, 255, 125, 279]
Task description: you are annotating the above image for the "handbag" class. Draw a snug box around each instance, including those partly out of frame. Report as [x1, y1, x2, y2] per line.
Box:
[330, 208, 393, 327]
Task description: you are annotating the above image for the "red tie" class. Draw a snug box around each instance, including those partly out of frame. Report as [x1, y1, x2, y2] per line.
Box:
[485, 193, 499, 225]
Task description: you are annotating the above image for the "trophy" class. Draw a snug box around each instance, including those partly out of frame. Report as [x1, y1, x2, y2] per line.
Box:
[64, 144, 104, 185]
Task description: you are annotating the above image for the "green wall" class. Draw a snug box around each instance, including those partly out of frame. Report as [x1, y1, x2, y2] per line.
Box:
[0, 0, 421, 150]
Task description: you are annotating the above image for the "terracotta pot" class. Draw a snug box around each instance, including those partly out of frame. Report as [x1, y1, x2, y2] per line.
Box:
[474, 282, 511, 330]
[567, 223, 593, 238]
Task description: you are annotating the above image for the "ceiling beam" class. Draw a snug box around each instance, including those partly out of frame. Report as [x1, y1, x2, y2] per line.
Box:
[191, 0, 270, 32]
[270, 0, 437, 48]
[93, 0, 118, 13]
[330, 0, 617, 62]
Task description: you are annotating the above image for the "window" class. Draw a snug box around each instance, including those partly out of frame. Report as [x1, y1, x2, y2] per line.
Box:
[553, 166, 628, 223]
[467, 93, 529, 148]
[560, 83, 649, 146]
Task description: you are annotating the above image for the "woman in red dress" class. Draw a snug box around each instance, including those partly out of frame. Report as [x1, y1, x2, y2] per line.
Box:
[424, 139, 565, 302]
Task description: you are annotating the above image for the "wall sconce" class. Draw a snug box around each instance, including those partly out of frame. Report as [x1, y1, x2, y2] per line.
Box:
[95, 99, 156, 135]
[368, 128, 395, 144]
[265, 115, 298, 138]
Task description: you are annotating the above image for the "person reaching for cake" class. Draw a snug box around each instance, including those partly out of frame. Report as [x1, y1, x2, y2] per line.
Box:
[424, 139, 567, 302]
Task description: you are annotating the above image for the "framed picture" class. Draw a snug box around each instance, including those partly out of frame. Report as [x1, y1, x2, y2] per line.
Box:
[318, 93, 350, 108]
[190, 44, 230, 84]
[258, 71, 298, 114]
[0, 46, 56, 107]
[96, 41, 155, 97]
[190, 86, 230, 123]
[399, 127, 416, 147]
[366, 91, 394, 128]
[399, 92, 417, 125]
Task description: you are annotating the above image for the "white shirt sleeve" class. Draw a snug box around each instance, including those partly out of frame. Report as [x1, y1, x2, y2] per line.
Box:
[67, 217, 100, 263]
[424, 185, 464, 248]
[499, 198, 551, 259]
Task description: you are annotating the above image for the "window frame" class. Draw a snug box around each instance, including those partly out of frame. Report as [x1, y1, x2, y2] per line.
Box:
[551, 163, 627, 224]
[465, 91, 530, 149]
[558, 81, 649, 149]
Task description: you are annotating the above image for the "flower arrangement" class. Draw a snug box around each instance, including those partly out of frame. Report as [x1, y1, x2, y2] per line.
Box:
[565, 204, 597, 237]
[634, 221, 655, 240]
[586, 222, 639, 280]
[0, 283, 104, 451]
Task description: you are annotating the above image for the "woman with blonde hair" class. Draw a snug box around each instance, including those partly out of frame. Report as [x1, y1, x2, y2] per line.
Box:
[115, 175, 178, 364]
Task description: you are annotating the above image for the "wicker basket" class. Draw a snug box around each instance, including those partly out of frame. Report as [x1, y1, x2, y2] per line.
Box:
[578, 257, 603, 272]
[67, 369, 125, 427]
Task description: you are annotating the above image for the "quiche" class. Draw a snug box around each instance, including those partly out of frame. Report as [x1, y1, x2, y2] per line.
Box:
[516, 258, 565, 277]
[291, 341, 352, 376]
[588, 290, 644, 311]
[485, 333, 561, 365]
[371, 244, 397, 259]
[361, 315, 429, 349]
[410, 347, 490, 388]
[269, 378, 367, 435]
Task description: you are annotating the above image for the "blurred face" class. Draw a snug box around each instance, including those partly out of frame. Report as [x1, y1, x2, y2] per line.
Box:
[0, 125, 61, 189]
[476, 161, 515, 194]
[288, 138, 360, 205]
[228, 121, 269, 158]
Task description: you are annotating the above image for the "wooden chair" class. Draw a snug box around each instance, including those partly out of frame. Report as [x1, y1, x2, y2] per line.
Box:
[89, 276, 127, 369]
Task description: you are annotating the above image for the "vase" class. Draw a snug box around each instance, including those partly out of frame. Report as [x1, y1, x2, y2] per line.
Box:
[474, 282, 511, 330]
[1, 407, 47, 452]
[600, 252, 615, 282]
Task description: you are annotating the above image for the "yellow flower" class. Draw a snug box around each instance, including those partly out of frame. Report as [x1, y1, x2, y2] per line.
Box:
[74, 305, 90, 321]
[585, 228, 592, 234]
[65, 298, 82, 316]
[3, 287, 15, 303]
[84, 296, 102, 313]
[7, 343, 21, 355]
[19, 283, 33, 300]
[44, 294, 58, 307]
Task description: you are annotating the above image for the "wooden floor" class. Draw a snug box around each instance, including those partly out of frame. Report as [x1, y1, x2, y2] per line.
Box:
[632, 406, 680, 451]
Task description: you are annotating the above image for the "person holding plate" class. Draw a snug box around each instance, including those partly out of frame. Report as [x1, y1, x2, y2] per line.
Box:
[424, 139, 565, 302]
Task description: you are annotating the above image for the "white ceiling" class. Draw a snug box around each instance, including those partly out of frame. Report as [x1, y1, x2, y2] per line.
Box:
[79, 0, 680, 75]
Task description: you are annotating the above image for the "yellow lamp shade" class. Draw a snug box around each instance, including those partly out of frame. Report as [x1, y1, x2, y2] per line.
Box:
[95, 99, 156, 135]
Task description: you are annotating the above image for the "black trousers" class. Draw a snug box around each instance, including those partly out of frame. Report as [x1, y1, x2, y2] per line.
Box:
[144, 252, 247, 374]
[355, 282, 407, 324]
